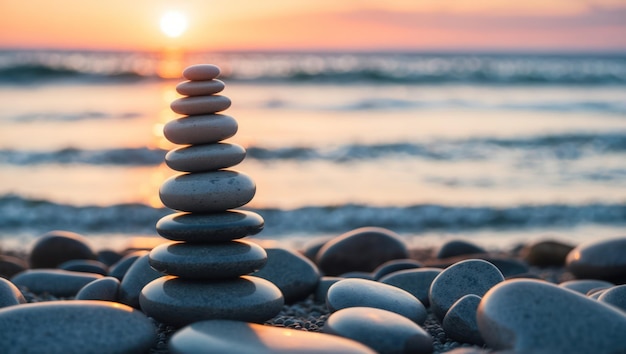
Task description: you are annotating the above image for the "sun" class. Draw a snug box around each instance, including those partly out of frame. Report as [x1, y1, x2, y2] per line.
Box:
[160, 11, 188, 38]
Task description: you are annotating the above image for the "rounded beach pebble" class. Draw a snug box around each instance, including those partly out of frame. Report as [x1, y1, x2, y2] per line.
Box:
[156, 210, 264, 242]
[429, 259, 504, 322]
[477, 279, 626, 352]
[176, 79, 225, 96]
[28, 230, 96, 268]
[108, 250, 147, 280]
[371, 259, 422, 280]
[165, 143, 246, 172]
[327, 278, 427, 324]
[598, 285, 626, 313]
[442, 294, 483, 345]
[170, 95, 231, 115]
[316, 227, 409, 276]
[58, 259, 108, 275]
[0, 277, 26, 308]
[75, 276, 120, 301]
[558, 279, 614, 294]
[436, 239, 486, 259]
[182, 64, 220, 81]
[0, 254, 28, 279]
[11, 269, 103, 297]
[163, 114, 238, 145]
[168, 319, 375, 354]
[566, 237, 626, 282]
[118, 253, 163, 308]
[0, 300, 156, 354]
[159, 170, 256, 213]
[379, 267, 443, 307]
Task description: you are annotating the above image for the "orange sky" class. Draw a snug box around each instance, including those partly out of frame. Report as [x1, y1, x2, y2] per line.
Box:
[1, 0, 625, 52]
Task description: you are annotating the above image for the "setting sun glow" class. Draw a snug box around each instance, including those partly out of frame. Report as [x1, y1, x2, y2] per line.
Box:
[160, 11, 188, 38]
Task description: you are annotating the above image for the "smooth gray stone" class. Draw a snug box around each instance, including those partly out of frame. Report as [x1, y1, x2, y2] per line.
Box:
[323, 307, 433, 354]
[314, 276, 343, 302]
[28, 230, 96, 268]
[176, 79, 225, 96]
[442, 294, 484, 345]
[0, 254, 28, 279]
[487, 258, 529, 278]
[58, 259, 108, 275]
[380, 268, 443, 307]
[11, 269, 103, 297]
[118, 253, 164, 308]
[159, 170, 255, 213]
[253, 247, 320, 303]
[437, 240, 486, 259]
[156, 210, 264, 242]
[340, 272, 374, 280]
[477, 279, 626, 352]
[164, 114, 238, 145]
[429, 259, 504, 322]
[559, 279, 614, 294]
[169, 319, 375, 354]
[598, 285, 626, 312]
[149, 240, 267, 279]
[316, 227, 409, 276]
[182, 64, 220, 81]
[97, 249, 123, 266]
[301, 237, 332, 262]
[0, 277, 26, 308]
[372, 259, 422, 280]
[140, 275, 284, 327]
[170, 95, 231, 115]
[327, 278, 427, 324]
[0, 300, 156, 354]
[75, 276, 120, 301]
[166, 143, 246, 172]
[567, 237, 626, 282]
[108, 250, 148, 280]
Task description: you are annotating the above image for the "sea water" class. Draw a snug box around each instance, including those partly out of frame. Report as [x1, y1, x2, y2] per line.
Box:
[1, 50, 625, 251]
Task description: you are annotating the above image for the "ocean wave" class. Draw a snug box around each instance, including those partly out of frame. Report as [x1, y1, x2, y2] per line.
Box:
[0, 64, 149, 84]
[0, 195, 624, 236]
[0, 147, 166, 166]
[8, 111, 142, 123]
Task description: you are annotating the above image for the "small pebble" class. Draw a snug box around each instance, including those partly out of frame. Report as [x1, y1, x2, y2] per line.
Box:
[442, 294, 483, 345]
[11, 269, 103, 297]
[75, 276, 120, 301]
[0, 277, 26, 308]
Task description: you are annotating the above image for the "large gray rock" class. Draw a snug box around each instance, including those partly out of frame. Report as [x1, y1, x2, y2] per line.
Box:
[11, 269, 103, 297]
[253, 247, 320, 303]
[379, 268, 443, 307]
[28, 230, 96, 268]
[323, 307, 433, 354]
[0, 300, 156, 354]
[327, 278, 427, 324]
[0, 277, 25, 308]
[477, 279, 626, 352]
[168, 320, 375, 354]
[118, 253, 163, 308]
[316, 227, 409, 276]
[429, 259, 504, 322]
[566, 237, 626, 282]
[442, 294, 483, 345]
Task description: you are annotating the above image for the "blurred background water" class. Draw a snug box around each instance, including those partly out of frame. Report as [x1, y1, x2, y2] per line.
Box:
[0, 49, 625, 251]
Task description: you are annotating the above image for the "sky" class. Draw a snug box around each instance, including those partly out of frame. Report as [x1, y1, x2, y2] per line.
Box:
[1, 0, 626, 52]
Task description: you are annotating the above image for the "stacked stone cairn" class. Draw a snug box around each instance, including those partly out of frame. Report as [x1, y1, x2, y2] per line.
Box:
[139, 64, 284, 327]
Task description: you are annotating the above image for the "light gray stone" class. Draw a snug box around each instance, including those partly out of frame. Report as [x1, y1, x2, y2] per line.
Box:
[176, 79, 225, 96]
[118, 253, 164, 308]
[327, 278, 427, 324]
[0, 277, 26, 308]
[429, 259, 504, 322]
[169, 319, 375, 354]
[159, 170, 255, 212]
[170, 95, 231, 115]
[156, 210, 264, 242]
[140, 275, 283, 327]
[165, 143, 246, 172]
[566, 237, 626, 282]
[163, 114, 238, 145]
[149, 240, 267, 279]
[442, 294, 483, 345]
[559, 279, 614, 294]
[11, 269, 103, 297]
[323, 307, 433, 354]
[182, 64, 220, 81]
[0, 300, 156, 354]
[58, 259, 108, 275]
[598, 285, 626, 313]
[75, 276, 120, 301]
[477, 279, 626, 352]
[379, 267, 443, 307]
[253, 247, 320, 303]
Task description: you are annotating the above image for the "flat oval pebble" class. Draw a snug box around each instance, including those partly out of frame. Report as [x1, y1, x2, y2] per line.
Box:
[165, 143, 246, 172]
[327, 278, 427, 324]
[176, 79, 225, 96]
[160, 170, 255, 212]
[598, 285, 626, 312]
[442, 294, 483, 345]
[323, 307, 433, 354]
[183, 64, 221, 81]
[0, 300, 156, 354]
[29, 230, 96, 268]
[169, 319, 375, 354]
[429, 259, 504, 322]
[140, 275, 284, 327]
[75, 276, 120, 301]
[157, 210, 264, 242]
[163, 114, 238, 145]
[118, 253, 164, 308]
[372, 259, 422, 280]
[316, 227, 409, 276]
[558, 279, 614, 294]
[0, 277, 26, 308]
[380, 268, 443, 307]
[436, 239, 486, 259]
[59, 259, 108, 275]
[170, 95, 231, 115]
[566, 237, 626, 282]
[253, 247, 320, 303]
[11, 269, 103, 297]
[149, 240, 267, 279]
[477, 279, 626, 352]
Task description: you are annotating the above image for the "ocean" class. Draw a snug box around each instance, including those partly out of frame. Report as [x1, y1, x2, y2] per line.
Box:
[1, 49, 625, 252]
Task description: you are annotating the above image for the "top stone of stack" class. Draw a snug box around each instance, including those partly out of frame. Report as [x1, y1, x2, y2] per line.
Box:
[182, 64, 221, 81]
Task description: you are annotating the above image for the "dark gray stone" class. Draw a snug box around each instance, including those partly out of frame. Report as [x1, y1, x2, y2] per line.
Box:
[140, 275, 284, 327]
[75, 276, 120, 301]
[169, 319, 375, 354]
[436, 240, 486, 259]
[340, 272, 375, 280]
[253, 247, 320, 303]
[316, 227, 409, 276]
[567, 237, 626, 282]
[149, 240, 267, 279]
[326, 278, 427, 324]
[157, 210, 264, 242]
[379, 267, 443, 307]
[118, 253, 164, 308]
[0, 277, 25, 308]
[323, 307, 433, 354]
[598, 285, 626, 313]
[0, 300, 156, 354]
[521, 240, 574, 267]
[314, 276, 343, 302]
[442, 294, 483, 345]
[97, 249, 123, 267]
[58, 259, 108, 275]
[477, 279, 626, 352]
[108, 250, 148, 280]
[301, 237, 331, 262]
[559, 279, 614, 294]
[28, 230, 96, 268]
[372, 259, 422, 280]
[11, 269, 103, 297]
[429, 259, 504, 322]
[0, 254, 28, 279]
